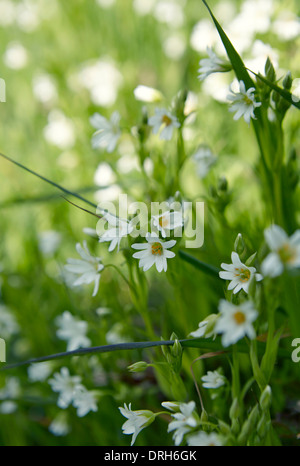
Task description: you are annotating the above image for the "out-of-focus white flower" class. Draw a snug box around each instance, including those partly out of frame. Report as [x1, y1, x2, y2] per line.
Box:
[148, 108, 180, 140]
[94, 185, 122, 204]
[215, 300, 258, 347]
[132, 233, 176, 272]
[49, 412, 70, 436]
[64, 241, 104, 297]
[133, 85, 163, 103]
[133, 0, 156, 16]
[272, 11, 300, 41]
[189, 314, 218, 339]
[152, 210, 183, 238]
[3, 41, 28, 69]
[202, 72, 232, 103]
[0, 377, 21, 400]
[56, 311, 91, 351]
[119, 403, 156, 446]
[198, 47, 231, 81]
[0, 0, 16, 26]
[106, 322, 129, 345]
[161, 401, 181, 412]
[98, 212, 134, 252]
[163, 33, 186, 61]
[94, 162, 116, 187]
[153, 1, 184, 28]
[72, 386, 98, 417]
[240, 0, 273, 34]
[187, 431, 223, 446]
[227, 80, 262, 125]
[261, 225, 300, 278]
[32, 73, 57, 105]
[16, 2, 40, 32]
[168, 401, 198, 446]
[219, 251, 263, 294]
[245, 40, 278, 75]
[0, 305, 19, 339]
[90, 111, 121, 152]
[201, 370, 226, 389]
[49, 367, 82, 409]
[43, 110, 76, 149]
[76, 58, 123, 107]
[28, 362, 53, 382]
[0, 401, 17, 414]
[96, 0, 115, 8]
[190, 19, 218, 53]
[193, 146, 217, 179]
[38, 230, 61, 256]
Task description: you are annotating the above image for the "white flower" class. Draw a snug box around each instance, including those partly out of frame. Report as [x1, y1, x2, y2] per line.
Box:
[261, 225, 300, 278]
[43, 109, 76, 150]
[187, 431, 222, 446]
[201, 370, 226, 389]
[32, 73, 57, 105]
[90, 111, 121, 152]
[72, 386, 98, 417]
[219, 251, 263, 294]
[49, 412, 70, 437]
[193, 146, 217, 178]
[198, 47, 231, 81]
[49, 367, 82, 409]
[148, 108, 180, 140]
[227, 80, 261, 124]
[98, 212, 134, 252]
[64, 241, 104, 297]
[3, 41, 28, 69]
[0, 305, 19, 339]
[215, 300, 258, 347]
[132, 233, 176, 272]
[168, 401, 198, 446]
[28, 362, 53, 382]
[38, 230, 61, 256]
[133, 85, 163, 103]
[0, 377, 21, 400]
[189, 314, 218, 339]
[55, 311, 91, 351]
[152, 210, 183, 238]
[119, 403, 155, 446]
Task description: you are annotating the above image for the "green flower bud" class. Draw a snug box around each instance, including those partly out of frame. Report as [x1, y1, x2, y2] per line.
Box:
[218, 420, 232, 436]
[128, 361, 149, 373]
[234, 233, 246, 255]
[218, 176, 228, 192]
[283, 71, 293, 90]
[265, 58, 276, 82]
[237, 405, 260, 444]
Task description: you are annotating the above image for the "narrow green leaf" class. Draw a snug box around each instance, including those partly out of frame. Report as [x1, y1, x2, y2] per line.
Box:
[179, 250, 221, 278]
[0, 152, 97, 209]
[201, 0, 255, 89]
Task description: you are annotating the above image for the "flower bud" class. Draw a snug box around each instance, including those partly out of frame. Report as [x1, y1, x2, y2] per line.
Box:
[265, 57, 276, 83]
[259, 385, 272, 411]
[283, 71, 293, 90]
[234, 233, 245, 255]
[229, 398, 240, 422]
[128, 361, 149, 373]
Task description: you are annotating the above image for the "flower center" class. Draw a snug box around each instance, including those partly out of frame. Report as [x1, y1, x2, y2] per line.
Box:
[277, 243, 296, 264]
[235, 268, 251, 282]
[243, 95, 253, 106]
[233, 311, 246, 325]
[151, 242, 163, 256]
[162, 114, 172, 126]
[159, 215, 169, 228]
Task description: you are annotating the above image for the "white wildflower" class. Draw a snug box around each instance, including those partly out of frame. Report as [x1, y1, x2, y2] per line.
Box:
[148, 108, 180, 140]
[49, 412, 70, 437]
[152, 210, 183, 238]
[56, 311, 91, 351]
[261, 225, 300, 278]
[90, 111, 121, 152]
[168, 401, 198, 446]
[198, 47, 231, 81]
[193, 146, 217, 178]
[227, 80, 261, 124]
[0, 305, 19, 339]
[219, 251, 263, 294]
[133, 85, 163, 103]
[119, 403, 156, 446]
[98, 212, 134, 252]
[187, 431, 223, 446]
[49, 367, 82, 409]
[28, 362, 53, 382]
[64, 241, 104, 297]
[201, 370, 226, 389]
[132, 233, 176, 272]
[215, 300, 258, 347]
[72, 386, 98, 417]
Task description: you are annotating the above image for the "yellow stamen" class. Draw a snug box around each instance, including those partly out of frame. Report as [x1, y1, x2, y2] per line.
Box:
[162, 114, 172, 126]
[278, 243, 296, 264]
[233, 311, 246, 325]
[151, 242, 163, 256]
